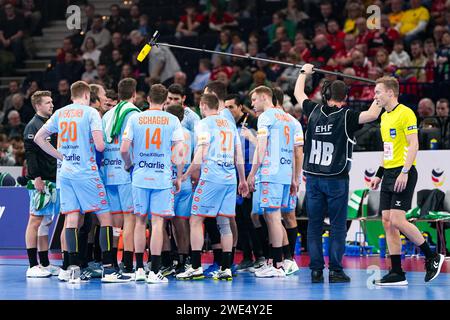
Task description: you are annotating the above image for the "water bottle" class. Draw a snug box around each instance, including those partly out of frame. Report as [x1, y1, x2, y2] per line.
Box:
[322, 231, 329, 257]
[400, 235, 406, 259]
[379, 234, 386, 258]
[295, 233, 302, 256]
[430, 138, 438, 150]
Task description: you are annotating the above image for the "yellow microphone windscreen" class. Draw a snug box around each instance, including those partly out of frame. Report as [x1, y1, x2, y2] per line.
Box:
[137, 44, 152, 62]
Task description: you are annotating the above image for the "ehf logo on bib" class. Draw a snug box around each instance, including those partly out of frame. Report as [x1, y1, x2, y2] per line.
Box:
[389, 128, 396, 139]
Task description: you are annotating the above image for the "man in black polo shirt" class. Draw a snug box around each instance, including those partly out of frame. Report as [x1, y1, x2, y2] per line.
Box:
[294, 64, 382, 283]
[24, 91, 60, 278]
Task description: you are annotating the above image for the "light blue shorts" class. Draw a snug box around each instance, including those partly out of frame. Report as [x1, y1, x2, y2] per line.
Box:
[132, 186, 174, 218]
[105, 184, 134, 215]
[173, 186, 192, 219]
[191, 180, 236, 217]
[29, 188, 60, 216]
[60, 177, 110, 215]
[282, 195, 297, 213]
[252, 182, 290, 215]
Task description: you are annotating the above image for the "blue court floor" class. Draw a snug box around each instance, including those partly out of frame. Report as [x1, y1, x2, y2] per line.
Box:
[1, 258, 450, 300]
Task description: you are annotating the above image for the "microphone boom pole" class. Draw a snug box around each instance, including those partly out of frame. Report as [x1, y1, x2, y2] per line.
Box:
[153, 41, 376, 84]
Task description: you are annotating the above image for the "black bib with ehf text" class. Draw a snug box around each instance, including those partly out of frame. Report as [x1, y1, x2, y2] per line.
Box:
[303, 105, 356, 176]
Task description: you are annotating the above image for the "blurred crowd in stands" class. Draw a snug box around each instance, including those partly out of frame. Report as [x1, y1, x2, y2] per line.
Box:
[1, 0, 450, 166]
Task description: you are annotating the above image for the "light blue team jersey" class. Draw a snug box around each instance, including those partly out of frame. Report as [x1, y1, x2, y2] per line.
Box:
[196, 114, 240, 185]
[123, 109, 184, 189]
[102, 108, 138, 185]
[172, 127, 194, 190]
[220, 108, 237, 128]
[43, 103, 103, 180]
[181, 107, 200, 133]
[257, 108, 301, 185]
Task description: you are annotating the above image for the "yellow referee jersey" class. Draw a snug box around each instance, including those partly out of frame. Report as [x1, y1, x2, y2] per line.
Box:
[380, 104, 418, 169]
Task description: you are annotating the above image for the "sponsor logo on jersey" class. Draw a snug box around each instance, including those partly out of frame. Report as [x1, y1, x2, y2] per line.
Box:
[104, 159, 123, 166]
[280, 157, 292, 165]
[138, 161, 165, 169]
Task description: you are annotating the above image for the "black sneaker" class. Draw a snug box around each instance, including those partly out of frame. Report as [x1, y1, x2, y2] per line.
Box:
[80, 268, 92, 281]
[236, 259, 254, 272]
[160, 264, 176, 277]
[311, 270, 324, 283]
[373, 270, 408, 286]
[329, 270, 351, 283]
[425, 254, 445, 282]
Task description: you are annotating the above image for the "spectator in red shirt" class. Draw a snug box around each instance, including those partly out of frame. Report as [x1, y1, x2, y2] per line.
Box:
[360, 67, 383, 100]
[355, 17, 374, 47]
[326, 19, 345, 53]
[398, 65, 419, 98]
[327, 33, 356, 70]
[210, 55, 233, 81]
[351, 49, 372, 80]
[342, 67, 362, 100]
[368, 14, 400, 55]
[431, 0, 447, 26]
[293, 34, 311, 63]
[208, 2, 238, 32]
[176, 3, 205, 38]
[56, 37, 75, 64]
[424, 38, 437, 82]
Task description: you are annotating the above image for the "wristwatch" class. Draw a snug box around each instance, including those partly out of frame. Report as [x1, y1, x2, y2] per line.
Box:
[401, 167, 409, 174]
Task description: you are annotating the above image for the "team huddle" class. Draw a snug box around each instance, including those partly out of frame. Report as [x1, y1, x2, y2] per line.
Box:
[24, 73, 304, 284]
[23, 63, 445, 287]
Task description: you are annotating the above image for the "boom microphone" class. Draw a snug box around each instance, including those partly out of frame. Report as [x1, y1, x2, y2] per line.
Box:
[137, 30, 159, 62]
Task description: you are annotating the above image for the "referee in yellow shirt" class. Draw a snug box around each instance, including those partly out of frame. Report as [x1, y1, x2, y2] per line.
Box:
[370, 76, 444, 286]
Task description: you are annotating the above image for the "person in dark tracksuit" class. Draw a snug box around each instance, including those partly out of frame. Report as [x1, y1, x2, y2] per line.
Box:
[294, 64, 382, 283]
[24, 91, 60, 278]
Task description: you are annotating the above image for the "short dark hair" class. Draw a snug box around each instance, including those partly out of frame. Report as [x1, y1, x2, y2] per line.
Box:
[437, 98, 449, 107]
[410, 39, 423, 47]
[329, 80, 348, 102]
[272, 87, 284, 106]
[165, 104, 185, 122]
[200, 93, 219, 110]
[105, 89, 118, 101]
[118, 78, 137, 100]
[205, 80, 227, 101]
[149, 84, 168, 104]
[225, 94, 242, 106]
[168, 83, 185, 96]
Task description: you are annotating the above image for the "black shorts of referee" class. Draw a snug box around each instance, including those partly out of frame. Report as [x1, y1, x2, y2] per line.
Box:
[380, 166, 418, 212]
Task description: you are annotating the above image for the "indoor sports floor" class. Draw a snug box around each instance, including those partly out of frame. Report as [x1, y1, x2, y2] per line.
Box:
[1, 253, 449, 300]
